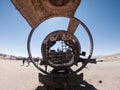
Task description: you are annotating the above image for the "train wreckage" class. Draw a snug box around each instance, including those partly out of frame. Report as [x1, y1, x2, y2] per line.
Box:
[11, 0, 96, 90]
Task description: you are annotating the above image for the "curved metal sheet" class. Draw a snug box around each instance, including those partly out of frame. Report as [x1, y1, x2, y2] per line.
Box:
[11, 0, 81, 29]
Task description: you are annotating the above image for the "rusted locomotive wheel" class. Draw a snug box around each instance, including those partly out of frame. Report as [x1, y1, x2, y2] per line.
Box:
[27, 16, 93, 77]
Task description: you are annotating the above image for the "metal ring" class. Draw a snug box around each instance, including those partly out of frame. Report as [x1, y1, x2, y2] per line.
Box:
[27, 16, 93, 77]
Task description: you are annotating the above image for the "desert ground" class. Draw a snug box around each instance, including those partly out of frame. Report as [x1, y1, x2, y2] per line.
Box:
[0, 54, 120, 90]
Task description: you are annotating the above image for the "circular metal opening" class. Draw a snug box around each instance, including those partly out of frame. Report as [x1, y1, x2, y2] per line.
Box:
[41, 30, 80, 67]
[27, 16, 94, 77]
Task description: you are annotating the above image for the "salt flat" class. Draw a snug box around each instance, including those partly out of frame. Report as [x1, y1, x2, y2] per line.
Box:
[0, 56, 120, 90]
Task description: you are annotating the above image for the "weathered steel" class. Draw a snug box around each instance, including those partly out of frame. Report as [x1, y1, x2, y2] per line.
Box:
[11, 0, 96, 89]
[39, 72, 83, 90]
[41, 30, 81, 68]
[27, 17, 95, 77]
[11, 0, 81, 29]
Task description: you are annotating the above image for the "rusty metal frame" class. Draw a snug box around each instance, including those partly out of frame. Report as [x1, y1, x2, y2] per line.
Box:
[11, 0, 81, 29]
[27, 16, 94, 77]
[11, 0, 94, 77]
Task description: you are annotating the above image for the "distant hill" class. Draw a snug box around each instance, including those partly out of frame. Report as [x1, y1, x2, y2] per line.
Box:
[1, 53, 120, 61]
[96, 53, 120, 62]
[0, 53, 24, 60]
[0, 53, 40, 61]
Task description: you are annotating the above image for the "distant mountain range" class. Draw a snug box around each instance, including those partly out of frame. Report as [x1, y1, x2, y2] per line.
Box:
[95, 53, 120, 62]
[0, 53, 120, 61]
[0, 53, 41, 61]
[0, 53, 27, 60]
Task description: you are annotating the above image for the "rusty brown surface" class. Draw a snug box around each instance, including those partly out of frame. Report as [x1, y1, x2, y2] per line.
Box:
[67, 18, 80, 34]
[11, 0, 81, 29]
[41, 30, 81, 67]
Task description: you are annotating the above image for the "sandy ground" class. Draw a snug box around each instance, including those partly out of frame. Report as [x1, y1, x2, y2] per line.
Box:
[0, 58, 120, 90]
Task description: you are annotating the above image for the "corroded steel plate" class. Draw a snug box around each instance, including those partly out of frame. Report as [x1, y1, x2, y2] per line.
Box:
[11, 0, 81, 29]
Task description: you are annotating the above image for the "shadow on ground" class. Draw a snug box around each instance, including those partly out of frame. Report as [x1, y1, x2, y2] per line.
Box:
[35, 80, 97, 90]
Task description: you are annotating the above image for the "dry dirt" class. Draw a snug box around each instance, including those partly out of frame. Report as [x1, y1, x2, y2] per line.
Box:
[0, 56, 120, 90]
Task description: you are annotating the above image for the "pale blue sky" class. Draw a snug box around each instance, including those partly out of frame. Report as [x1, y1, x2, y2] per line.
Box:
[0, 0, 120, 57]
